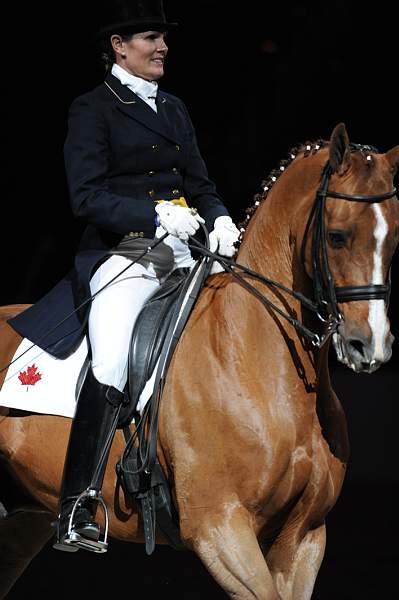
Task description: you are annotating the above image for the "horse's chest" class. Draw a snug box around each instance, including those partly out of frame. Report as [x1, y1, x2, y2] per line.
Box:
[271, 444, 314, 503]
[259, 426, 344, 519]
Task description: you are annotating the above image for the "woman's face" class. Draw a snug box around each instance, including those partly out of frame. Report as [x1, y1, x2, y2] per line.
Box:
[112, 31, 168, 81]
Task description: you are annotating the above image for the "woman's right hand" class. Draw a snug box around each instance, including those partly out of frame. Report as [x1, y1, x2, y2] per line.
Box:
[155, 202, 205, 241]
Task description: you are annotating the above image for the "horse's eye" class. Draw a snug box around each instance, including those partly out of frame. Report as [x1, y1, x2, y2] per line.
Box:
[328, 230, 348, 249]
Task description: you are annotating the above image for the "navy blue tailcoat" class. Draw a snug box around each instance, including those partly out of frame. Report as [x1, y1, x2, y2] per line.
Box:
[9, 73, 229, 358]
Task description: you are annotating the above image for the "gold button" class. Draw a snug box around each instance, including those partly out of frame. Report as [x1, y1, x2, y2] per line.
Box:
[175, 144, 181, 151]
[152, 144, 159, 151]
[148, 189, 155, 197]
[172, 167, 178, 174]
[148, 170, 155, 176]
[172, 189, 180, 196]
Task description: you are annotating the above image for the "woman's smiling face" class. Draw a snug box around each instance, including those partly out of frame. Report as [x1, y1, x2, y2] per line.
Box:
[111, 31, 168, 81]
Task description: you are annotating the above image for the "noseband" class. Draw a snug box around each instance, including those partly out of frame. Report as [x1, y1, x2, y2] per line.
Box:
[302, 160, 397, 324]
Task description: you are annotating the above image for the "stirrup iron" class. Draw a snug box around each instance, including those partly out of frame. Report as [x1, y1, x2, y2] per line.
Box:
[63, 489, 109, 553]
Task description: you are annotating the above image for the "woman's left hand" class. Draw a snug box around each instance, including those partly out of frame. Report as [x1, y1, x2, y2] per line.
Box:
[209, 216, 240, 274]
[209, 216, 240, 256]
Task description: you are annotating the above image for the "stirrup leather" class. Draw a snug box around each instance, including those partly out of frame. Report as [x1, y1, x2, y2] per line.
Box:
[58, 489, 109, 553]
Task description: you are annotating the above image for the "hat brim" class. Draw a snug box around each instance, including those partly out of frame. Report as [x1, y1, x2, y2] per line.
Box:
[97, 20, 178, 37]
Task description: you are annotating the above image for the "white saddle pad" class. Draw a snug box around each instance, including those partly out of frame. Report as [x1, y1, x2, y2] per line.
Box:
[0, 263, 205, 419]
[0, 337, 155, 418]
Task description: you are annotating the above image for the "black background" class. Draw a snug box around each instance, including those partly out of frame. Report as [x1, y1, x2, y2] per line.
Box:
[2, 1, 398, 598]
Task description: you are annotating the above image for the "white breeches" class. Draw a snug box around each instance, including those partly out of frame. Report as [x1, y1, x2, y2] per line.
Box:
[88, 232, 195, 391]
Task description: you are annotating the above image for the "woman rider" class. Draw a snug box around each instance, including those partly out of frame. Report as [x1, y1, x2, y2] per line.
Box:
[8, 0, 240, 552]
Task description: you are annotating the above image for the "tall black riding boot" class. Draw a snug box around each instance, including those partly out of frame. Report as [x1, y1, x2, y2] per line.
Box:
[53, 365, 124, 553]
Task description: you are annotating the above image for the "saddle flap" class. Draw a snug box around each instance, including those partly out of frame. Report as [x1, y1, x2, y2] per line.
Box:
[118, 269, 189, 426]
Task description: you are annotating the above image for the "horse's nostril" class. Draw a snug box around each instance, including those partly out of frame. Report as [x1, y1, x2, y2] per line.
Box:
[350, 340, 365, 357]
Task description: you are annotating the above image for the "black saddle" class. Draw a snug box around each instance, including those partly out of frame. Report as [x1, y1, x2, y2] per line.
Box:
[118, 267, 190, 427]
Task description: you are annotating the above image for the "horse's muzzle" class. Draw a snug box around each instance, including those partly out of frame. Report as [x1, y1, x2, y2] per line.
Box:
[332, 327, 394, 373]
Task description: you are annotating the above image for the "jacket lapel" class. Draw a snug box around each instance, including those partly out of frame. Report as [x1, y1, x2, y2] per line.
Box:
[104, 73, 180, 145]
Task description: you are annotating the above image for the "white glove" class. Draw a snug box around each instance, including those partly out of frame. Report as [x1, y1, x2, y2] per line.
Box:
[155, 202, 205, 241]
[209, 216, 240, 274]
[209, 216, 240, 256]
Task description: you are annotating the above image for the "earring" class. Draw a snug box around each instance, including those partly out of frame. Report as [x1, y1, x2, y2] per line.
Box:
[121, 53, 127, 58]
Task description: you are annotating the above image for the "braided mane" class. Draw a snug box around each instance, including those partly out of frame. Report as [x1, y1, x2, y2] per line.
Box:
[237, 139, 379, 246]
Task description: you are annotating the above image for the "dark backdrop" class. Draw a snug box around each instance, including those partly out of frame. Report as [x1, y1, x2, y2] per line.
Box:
[2, 1, 398, 598]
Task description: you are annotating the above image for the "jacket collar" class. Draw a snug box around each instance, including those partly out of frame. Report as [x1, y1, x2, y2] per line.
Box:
[103, 73, 180, 144]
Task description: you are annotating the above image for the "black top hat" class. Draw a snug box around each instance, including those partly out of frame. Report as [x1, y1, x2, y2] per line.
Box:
[98, 0, 178, 36]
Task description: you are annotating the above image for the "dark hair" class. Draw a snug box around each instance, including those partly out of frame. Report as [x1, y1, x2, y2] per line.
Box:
[99, 30, 136, 72]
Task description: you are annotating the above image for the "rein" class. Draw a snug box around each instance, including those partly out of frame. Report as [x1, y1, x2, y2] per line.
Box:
[188, 238, 329, 347]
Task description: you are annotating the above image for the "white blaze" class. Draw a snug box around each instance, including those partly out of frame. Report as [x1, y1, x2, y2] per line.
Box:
[368, 204, 389, 359]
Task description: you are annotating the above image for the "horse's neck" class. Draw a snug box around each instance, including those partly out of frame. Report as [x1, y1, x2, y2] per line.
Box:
[237, 193, 297, 290]
[236, 157, 321, 304]
[233, 178, 321, 382]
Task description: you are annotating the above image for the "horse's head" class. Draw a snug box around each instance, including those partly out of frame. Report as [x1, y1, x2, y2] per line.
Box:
[302, 124, 399, 372]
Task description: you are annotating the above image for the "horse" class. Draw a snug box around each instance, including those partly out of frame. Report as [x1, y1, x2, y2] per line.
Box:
[1, 123, 398, 600]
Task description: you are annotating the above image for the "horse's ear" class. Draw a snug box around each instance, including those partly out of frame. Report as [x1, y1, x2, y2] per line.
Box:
[329, 123, 351, 174]
[385, 145, 399, 176]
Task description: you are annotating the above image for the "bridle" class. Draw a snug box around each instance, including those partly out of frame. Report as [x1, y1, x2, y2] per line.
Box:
[190, 152, 397, 348]
[301, 159, 397, 329]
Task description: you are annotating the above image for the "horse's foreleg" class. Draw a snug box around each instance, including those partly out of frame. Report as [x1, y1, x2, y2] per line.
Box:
[267, 523, 326, 600]
[188, 503, 280, 600]
[0, 509, 54, 599]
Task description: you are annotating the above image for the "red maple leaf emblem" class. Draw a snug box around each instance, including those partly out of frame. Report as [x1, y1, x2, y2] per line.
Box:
[18, 364, 42, 389]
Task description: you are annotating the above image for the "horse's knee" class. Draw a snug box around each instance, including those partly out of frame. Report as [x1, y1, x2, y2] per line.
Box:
[184, 506, 279, 600]
[268, 525, 326, 600]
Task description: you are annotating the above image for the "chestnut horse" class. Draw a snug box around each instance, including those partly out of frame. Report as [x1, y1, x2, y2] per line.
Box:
[1, 123, 398, 599]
